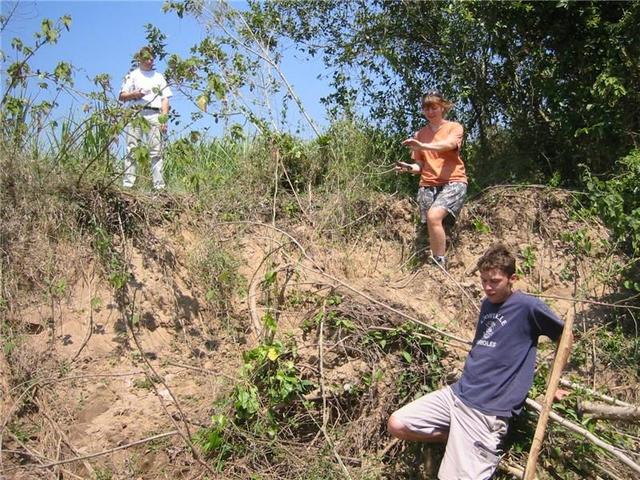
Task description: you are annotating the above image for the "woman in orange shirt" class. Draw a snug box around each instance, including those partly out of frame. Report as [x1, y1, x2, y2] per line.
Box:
[396, 91, 467, 270]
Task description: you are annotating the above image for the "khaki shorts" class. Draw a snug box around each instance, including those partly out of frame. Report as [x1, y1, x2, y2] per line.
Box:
[391, 386, 508, 480]
[417, 182, 467, 223]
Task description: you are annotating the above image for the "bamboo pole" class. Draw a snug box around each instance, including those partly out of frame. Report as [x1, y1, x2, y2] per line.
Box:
[523, 320, 574, 479]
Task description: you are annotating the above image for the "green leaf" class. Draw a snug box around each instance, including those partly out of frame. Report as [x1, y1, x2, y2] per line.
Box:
[401, 351, 412, 363]
[61, 15, 72, 31]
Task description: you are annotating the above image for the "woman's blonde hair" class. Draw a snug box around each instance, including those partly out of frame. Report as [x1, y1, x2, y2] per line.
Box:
[421, 91, 453, 113]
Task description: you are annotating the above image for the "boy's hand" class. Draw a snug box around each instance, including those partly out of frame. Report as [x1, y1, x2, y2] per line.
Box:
[553, 388, 570, 402]
[395, 161, 418, 173]
[402, 138, 424, 150]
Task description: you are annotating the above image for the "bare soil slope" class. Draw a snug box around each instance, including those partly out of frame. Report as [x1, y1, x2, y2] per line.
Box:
[2, 187, 638, 479]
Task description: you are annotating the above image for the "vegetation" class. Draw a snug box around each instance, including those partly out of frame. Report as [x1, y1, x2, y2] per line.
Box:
[251, 1, 640, 185]
[580, 149, 640, 261]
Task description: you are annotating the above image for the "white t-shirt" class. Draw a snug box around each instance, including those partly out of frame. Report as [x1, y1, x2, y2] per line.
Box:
[120, 67, 172, 109]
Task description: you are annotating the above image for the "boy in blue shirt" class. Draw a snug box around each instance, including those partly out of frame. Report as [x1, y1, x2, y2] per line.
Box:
[388, 243, 571, 479]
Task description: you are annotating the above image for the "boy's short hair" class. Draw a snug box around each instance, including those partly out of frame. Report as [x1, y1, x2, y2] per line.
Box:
[421, 90, 453, 113]
[135, 46, 154, 62]
[477, 243, 516, 277]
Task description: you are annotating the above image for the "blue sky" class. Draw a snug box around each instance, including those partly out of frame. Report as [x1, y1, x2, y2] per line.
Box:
[1, 0, 332, 139]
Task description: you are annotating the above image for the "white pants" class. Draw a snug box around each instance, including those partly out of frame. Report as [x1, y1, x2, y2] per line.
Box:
[123, 112, 165, 189]
[391, 386, 508, 480]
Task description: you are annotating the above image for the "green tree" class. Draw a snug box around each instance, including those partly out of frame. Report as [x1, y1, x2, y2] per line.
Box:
[250, 0, 640, 186]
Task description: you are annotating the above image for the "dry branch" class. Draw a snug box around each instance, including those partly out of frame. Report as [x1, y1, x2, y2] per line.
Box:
[37, 398, 96, 479]
[70, 301, 94, 363]
[530, 293, 640, 311]
[560, 378, 634, 408]
[525, 398, 640, 475]
[578, 400, 640, 421]
[2, 430, 179, 473]
[246, 244, 288, 340]
[165, 360, 237, 381]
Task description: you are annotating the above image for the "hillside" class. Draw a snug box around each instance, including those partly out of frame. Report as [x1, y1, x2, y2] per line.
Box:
[1, 186, 639, 480]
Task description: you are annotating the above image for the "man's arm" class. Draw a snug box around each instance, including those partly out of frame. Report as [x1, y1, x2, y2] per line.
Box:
[119, 90, 145, 102]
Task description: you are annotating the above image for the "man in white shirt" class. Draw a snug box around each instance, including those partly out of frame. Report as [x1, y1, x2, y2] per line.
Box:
[119, 46, 173, 190]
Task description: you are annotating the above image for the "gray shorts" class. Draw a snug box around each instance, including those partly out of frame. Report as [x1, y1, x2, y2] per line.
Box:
[417, 182, 467, 223]
[391, 386, 508, 480]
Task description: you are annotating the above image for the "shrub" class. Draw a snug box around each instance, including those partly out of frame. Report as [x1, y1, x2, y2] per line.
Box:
[580, 149, 640, 291]
[581, 149, 640, 255]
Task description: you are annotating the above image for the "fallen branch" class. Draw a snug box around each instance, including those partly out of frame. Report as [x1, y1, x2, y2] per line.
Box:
[37, 398, 96, 478]
[559, 378, 634, 408]
[529, 293, 640, 311]
[525, 398, 640, 475]
[431, 256, 480, 314]
[246, 244, 288, 341]
[2, 430, 179, 473]
[319, 300, 328, 432]
[165, 360, 237, 381]
[498, 460, 525, 480]
[578, 400, 640, 421]
[378, 438, 399, 457]
[71, 300, 94, 363]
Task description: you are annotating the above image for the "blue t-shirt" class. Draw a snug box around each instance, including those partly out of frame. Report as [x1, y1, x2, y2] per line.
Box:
[451, 291, 564, 417]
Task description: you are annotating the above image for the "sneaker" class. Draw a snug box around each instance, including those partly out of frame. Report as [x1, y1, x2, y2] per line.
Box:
[431, 255, 446, 270]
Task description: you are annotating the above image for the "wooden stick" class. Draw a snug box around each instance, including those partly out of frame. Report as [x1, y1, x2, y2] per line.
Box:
[523, 319, 574, 480]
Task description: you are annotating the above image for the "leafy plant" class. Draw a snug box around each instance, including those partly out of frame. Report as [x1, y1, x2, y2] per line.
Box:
[517, 245, 536, 276]
[561, 228, 593, 256]
[94, 467, 113, 480]
[133, 375, 158, 391]
[197, 321, 314, 465]
[195, 413, 238, 470]
[472, 218, 491, 234]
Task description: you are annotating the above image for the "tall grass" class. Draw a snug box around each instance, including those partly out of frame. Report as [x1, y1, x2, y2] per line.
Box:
[161, 119, 414, 234]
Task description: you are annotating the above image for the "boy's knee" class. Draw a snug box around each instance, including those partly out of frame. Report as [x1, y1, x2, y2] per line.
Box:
[387, 413, 407, 438]
[427, 209, 448, 226]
